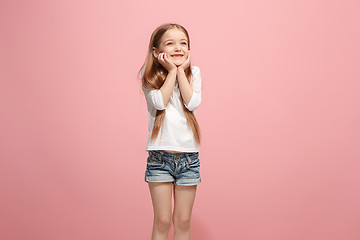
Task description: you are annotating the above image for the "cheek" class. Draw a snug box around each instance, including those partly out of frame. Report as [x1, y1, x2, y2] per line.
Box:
[163, 47, 172, 53]
[164, 50, 173, 57]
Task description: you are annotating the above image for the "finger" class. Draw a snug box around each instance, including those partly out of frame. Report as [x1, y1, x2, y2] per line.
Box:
[164, 54, 172, 65]
[165, 53, 170, 62]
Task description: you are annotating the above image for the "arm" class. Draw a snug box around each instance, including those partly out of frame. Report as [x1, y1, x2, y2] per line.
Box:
[160, 69, 177, 107]
[141, 67, 177, 110]
[177, 66, 202, 111]
[142, 86, 166, 110]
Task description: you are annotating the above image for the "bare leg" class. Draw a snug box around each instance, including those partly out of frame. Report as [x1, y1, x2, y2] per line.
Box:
[173, 184, 197, 240]
[148, 182, 173, 240]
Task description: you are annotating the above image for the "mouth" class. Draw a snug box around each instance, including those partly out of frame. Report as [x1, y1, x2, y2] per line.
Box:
[171, 54, 183, 57]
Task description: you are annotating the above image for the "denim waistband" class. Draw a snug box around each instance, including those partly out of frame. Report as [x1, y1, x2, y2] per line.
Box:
[150, 150, 198, 162]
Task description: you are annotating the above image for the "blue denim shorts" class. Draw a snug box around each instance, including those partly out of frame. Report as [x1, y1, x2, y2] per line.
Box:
[145, 150, 201, 186]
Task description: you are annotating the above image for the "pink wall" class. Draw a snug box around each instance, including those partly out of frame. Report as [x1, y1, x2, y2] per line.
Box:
[1, 0, 359, 239]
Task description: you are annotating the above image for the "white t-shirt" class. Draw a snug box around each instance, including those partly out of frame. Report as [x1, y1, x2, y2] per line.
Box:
[141, 65, 202, 153]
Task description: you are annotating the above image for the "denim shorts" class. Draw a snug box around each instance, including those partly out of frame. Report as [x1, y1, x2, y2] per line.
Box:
[145, 150, 201, 186]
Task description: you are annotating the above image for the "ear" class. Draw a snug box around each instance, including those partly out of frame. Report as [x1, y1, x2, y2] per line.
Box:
[153, 47, 159, 58]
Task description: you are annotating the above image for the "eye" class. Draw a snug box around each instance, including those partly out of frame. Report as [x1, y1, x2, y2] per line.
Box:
[166, 42, 173, 45]
[182, 42, 187, 45]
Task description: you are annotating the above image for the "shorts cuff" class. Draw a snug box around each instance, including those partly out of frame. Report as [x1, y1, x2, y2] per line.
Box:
[145, 175, 174, 183]
[175, 178, 201, 186]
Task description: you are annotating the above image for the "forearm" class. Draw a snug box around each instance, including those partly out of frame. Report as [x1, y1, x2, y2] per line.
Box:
[177, 69, 193, 106]
[160, 69, 177, 107]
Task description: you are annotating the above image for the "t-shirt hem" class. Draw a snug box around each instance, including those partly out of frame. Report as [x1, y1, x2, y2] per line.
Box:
[146, 146, 199, 153]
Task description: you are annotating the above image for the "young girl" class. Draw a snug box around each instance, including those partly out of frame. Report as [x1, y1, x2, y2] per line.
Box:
[138, 23, 202, 240]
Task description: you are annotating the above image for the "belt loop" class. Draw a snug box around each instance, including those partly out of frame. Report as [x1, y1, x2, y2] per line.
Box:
[185, 153, 191, 164]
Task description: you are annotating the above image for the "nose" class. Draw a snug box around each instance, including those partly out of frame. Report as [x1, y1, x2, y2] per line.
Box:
[175, 43, 182, 50]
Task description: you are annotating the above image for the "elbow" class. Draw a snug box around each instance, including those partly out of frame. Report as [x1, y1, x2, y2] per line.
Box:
[152, 100, 166, 110]
[186, 105, 199, 112]
[186, 101, 201, 111]
[154, 105, 166, 110]
[151, 90, 166, 110]
[184, 93, 201, 111]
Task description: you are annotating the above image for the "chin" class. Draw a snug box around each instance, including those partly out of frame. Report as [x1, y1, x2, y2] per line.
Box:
[173, 61, 184, 66]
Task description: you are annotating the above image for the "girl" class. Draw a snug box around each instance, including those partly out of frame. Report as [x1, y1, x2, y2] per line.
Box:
[138, 23, 202, 240]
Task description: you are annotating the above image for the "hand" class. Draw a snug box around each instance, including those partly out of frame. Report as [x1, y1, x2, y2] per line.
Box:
[177, 51, 191, 72]
[157, 52, 177, 72]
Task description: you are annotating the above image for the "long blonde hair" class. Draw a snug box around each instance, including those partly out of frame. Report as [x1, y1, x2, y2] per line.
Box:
[138, 23, 201, 145]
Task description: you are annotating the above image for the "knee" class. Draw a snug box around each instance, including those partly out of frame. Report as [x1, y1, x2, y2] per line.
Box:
[154, 215, 172, 232]
[173, 215, 191, 231]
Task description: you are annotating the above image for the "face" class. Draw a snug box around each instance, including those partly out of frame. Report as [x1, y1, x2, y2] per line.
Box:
[153, 28, 189, 66]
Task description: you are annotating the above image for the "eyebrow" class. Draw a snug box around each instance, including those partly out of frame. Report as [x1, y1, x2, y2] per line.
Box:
[164, 39, 188, 43]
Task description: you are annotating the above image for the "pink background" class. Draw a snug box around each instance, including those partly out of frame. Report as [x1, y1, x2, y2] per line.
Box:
[1, 0, 359, 239]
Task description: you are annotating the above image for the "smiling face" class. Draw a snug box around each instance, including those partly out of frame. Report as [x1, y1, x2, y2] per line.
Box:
[153, 28, 189, 66]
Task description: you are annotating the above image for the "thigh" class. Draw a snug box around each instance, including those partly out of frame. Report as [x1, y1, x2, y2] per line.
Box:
[173, 184, 197, 219]
[148, 182, 173, 218]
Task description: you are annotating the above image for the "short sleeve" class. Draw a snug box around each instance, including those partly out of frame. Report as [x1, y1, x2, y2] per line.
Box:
[184, 66, 202, 111]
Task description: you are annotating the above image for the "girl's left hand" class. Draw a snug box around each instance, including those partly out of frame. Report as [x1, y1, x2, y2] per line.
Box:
[177, 51, 191, 71]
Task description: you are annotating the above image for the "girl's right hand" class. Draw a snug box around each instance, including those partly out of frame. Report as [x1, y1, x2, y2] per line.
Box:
[157, 52, 177, 72]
